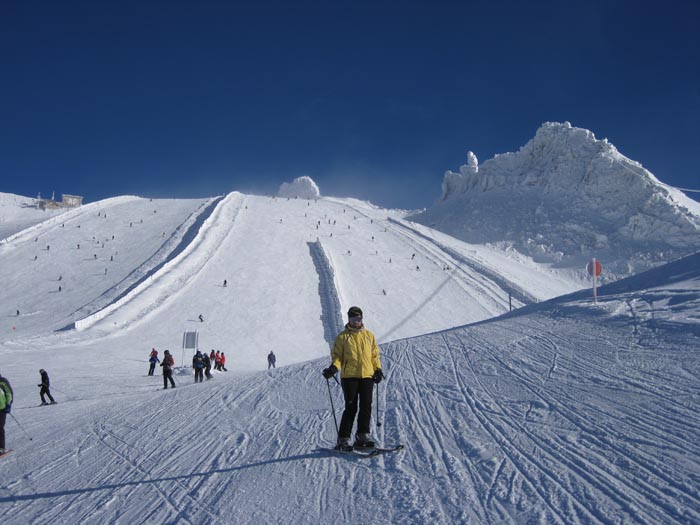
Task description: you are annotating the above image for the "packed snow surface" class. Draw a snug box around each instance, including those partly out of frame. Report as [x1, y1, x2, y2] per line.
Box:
[1, 190, 699, 524]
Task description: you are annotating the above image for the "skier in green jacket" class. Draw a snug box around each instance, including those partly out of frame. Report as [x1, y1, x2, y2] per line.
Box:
[0, 373, 14, 455]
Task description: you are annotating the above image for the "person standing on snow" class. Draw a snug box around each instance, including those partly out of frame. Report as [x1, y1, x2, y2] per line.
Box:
[203, 351, 213, 380]
[267, 351, 276, 369]
[38, 369, 57, 405]
[148, 348, 160, 376]
[220, 352, 227, 372]
[161, 350, 176, 389]
[192, 350, 205, 383]
[323, 306, 383, 451]
[0, 373, 13, 455]
[214, 351, 221, 371]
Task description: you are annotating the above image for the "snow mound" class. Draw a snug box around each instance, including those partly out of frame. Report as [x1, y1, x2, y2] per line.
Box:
[277, 176, 321, 199]
[413, 122, 700, 280]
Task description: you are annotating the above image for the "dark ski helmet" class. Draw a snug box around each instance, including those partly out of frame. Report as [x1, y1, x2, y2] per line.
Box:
[347, 306, 363, 318]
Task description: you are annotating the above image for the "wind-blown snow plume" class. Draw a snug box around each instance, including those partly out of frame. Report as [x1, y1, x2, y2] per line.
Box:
[277, 176, 321, 199]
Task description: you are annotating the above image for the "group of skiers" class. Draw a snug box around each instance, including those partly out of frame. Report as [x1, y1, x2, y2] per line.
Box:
[0, 369, 59, 455]
[147, 348, 231, 388]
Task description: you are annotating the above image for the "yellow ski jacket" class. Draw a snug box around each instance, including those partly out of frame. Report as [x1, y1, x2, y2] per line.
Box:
[331, 325, 382, 379]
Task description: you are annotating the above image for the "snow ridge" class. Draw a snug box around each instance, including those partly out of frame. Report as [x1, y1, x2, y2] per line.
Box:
[75, 193, 244, 332]
[63, 197, 222, 328]
[307, 240, 344, 345]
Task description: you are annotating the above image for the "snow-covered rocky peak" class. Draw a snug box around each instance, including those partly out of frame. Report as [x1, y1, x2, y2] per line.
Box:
[442, 151, 479, 199]
[277, 176, 321, 199]
[415, 122, 700, 279]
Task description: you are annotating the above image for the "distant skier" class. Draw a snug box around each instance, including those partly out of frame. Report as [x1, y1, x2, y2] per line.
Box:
[323, 306, 383, 451]
[161, 350, 175, 389]
[0, 372, 13, 455]
[38, 369, 56, 405]
[214, 351, 221, 371]
[220, 353, 227, 372]
[198, 314, 204, 322]
[268, 351, 276, 369]
[192, 350, 205, 383]
[15, 310, 19, 316]
[148, 348, 160, 376]
[223, 279, 227, 287]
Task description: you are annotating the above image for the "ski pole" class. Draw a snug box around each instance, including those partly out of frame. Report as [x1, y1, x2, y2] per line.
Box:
[325, 377, 339, 435]
[376, 382, 382, 428]
[9, 412, 33, 441]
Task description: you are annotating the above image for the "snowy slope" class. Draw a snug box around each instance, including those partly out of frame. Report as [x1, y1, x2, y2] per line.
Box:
[0, 192, 69, 241]
[1, 192, 577, 374]
[0, 196, 212, 341]
[0, 249, 698, 524]
[413, 122, 700, 281]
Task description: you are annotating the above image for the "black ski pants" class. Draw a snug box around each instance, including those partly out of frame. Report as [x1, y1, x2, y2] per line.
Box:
[338, 378, 374, 439]
[40, 386, 55, 404]
[163, 370, 175, 389]
[148, 362, 156, 376]
[0, 410, 6, 450]
[194, 368, 203, 383]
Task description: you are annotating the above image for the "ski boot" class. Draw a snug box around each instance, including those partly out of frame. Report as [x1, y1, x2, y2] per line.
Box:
[353, 433, 375, 449]
[335, 437, 354, 452]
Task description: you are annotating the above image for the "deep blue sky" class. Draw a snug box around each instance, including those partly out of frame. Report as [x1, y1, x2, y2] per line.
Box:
[1, 1, 698, 209]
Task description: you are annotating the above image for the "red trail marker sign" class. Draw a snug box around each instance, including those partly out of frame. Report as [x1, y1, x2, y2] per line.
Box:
[587, 258, 603, 304]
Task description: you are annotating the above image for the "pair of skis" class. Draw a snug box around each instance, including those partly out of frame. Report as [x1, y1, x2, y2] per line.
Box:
[318, 444, 404, 458]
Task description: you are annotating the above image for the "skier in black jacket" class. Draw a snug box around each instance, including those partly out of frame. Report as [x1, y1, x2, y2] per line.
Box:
[192, 350, 205, 383]
[161, 351, 176, 389]
[38, 369, 56, 405]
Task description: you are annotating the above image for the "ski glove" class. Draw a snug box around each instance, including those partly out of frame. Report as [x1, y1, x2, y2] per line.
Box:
[373, 369, 384, 384]
[322, 365, 338, 379]
[5, 404, 10, 414]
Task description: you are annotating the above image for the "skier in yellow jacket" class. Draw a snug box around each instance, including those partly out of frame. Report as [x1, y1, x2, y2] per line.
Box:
[323, 306, 384, 451]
